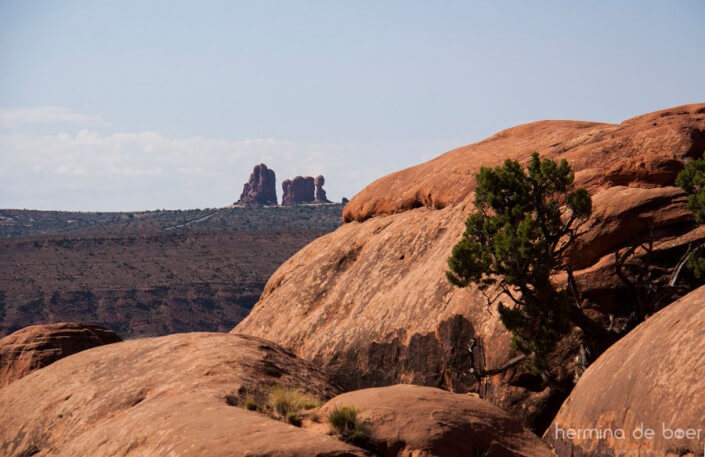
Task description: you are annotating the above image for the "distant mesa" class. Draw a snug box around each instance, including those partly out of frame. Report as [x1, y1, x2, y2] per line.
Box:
[237, 164, 334, 206]
[236, 163, 277, 206]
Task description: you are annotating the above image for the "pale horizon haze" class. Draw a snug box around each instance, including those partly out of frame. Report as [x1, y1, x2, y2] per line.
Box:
[1, 1, 704, 211]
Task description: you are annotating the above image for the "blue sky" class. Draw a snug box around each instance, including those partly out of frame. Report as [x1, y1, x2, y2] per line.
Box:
[1, 1, 704, 210]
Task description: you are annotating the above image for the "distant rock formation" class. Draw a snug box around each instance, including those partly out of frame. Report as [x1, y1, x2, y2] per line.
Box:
[281, 176, 315, 205]
[0, 322, 121, 387]
[281, 175, 331, 205]
[237, 164, 277, 205]
[341, 197, 349, 204]
[314, 175, 330, 203]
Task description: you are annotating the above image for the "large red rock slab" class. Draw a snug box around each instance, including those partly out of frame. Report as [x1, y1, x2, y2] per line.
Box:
[313, 384, 552, 457]
[0, 322, 121, 387]
[234, 104, 705, 431]
[0, 332, 366, 457]
[544, 285, 705, 457]
[343, 104, 705, 223]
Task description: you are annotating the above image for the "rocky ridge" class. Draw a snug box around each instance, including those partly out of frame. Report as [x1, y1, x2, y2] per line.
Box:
[0, 332, 351, 457]
[0, 322, 120, 387]
[234, 103, 705, 430]
[0, 331, 548, 457]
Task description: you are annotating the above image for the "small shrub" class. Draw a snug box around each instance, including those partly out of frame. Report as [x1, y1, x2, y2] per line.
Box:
[328, 406, 367, 444]
[244, 395, 260, 411]
[267, 386, 321, 417]
[286, 412, 302, 426]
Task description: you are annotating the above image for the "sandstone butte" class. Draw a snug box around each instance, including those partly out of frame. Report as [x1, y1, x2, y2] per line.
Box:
[234, 103, 705, 430]
[0, 322, 120, 388]
[0, 332, 550, 457]
[544, 284, 705, 457]
[237, 163, 278, 205]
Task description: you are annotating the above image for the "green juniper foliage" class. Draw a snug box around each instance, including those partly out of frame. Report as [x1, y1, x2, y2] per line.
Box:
[447, 153, 593, 371]
[676, 152, 705, 279]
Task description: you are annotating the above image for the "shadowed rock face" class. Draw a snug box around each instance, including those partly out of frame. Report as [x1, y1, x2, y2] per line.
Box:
[234, 104, 705, 430]
[0, 322, 121, 387]
[238, 163, 277, 205]
[544, 285, 705, 457]
[282, 176, 316, 205]
[0, 332, 366, 457]
[313, 385, 553, 457]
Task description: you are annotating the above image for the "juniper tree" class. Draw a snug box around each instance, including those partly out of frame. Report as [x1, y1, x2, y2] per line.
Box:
[676, 152, 705, 279]
[608, 152, 705, 331]
[447, 153, 596, 372]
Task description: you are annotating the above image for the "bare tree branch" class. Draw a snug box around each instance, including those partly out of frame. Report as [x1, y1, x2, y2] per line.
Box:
[477, 354, 528, 377]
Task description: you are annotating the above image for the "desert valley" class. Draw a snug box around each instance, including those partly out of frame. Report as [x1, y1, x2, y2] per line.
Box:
[2, 2, 704, 455]
[1, 103, 705, 456]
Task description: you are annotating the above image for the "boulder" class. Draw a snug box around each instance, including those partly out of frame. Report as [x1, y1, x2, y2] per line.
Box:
[0, 332, 366, 457]
[0, 322, 120, 388]
[544, 285, 705, 457]
[315, 175, 331, 203]
[313, 384, 552, 457]
[282, 176, 316, 205]
[234, 104, 705, 430]
[237, 163, 277, 205]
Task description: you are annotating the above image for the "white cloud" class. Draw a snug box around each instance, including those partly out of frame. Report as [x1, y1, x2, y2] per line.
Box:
[0, 127, 460, 211]
[0, 106, 103, 129]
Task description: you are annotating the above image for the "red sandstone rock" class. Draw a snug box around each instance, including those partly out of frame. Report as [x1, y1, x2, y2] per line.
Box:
[312, 384, 552, 457]
[237, 163, 277, 205]
[234, 104, 705, 430]
[0, 332, 365, 457]
[0, 322, 120, 388]
[282, 176, 315, 205]
[342, 104, 705, 223]
[315, 175, 331, 203]
[544, 285, 705, 457]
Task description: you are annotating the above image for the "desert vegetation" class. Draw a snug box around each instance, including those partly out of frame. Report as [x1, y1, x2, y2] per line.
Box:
[0, 205, 343, 238]
[234, 385, 322, 427]
[0, 205, 342, 338]
[267, 385, 322, 425]
[447, 152, 596, 373]
[447, 151, 705, 387]
[676, 152, 705, 278]
[327, 406, 367, 445]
